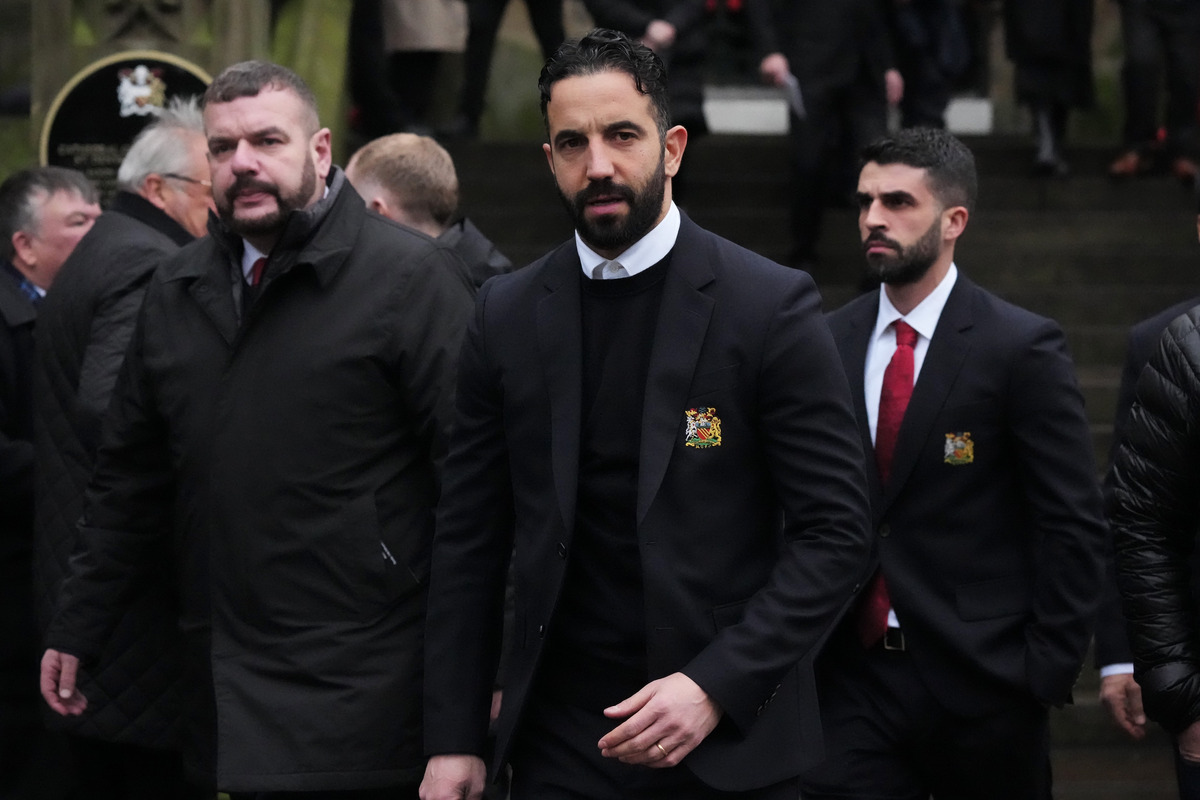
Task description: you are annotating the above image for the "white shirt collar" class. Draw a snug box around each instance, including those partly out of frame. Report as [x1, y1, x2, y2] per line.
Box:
[241, 240, 270, 281]
[576, 202, 681, 279]
[871, 263, 959, 345]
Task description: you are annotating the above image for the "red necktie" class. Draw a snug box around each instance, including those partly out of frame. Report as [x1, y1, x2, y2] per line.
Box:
[250, 256, 267, 287]
[858, 320, 918, 647]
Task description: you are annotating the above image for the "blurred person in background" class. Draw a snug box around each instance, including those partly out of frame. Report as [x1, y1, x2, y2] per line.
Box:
[32, 96, 214, 800]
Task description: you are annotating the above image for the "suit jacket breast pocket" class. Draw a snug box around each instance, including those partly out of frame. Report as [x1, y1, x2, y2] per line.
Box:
[687, 363, 741, 401]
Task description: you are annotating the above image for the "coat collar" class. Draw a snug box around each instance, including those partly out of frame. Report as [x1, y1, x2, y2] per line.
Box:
[109, 190, 194, 247]
[164, 168, 364, 345]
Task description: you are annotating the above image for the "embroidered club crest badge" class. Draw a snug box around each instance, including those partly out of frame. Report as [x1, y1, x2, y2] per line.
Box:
[943, 432, 974, 465]
[684, 407, 722, 448]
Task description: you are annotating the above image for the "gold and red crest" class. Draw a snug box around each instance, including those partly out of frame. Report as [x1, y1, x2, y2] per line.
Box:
[684, 407, 722, 448]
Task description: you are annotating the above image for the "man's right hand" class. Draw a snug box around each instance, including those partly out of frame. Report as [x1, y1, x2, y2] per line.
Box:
[40, 649, 87, 716]
[419, 754, 486, 800]
[1098, 673, 1147, 740]
[759, 53, 790, 88]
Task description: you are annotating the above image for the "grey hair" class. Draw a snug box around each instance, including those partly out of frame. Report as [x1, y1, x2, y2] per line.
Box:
[116, 95, 206, 192]
[0, 166, 98, 261]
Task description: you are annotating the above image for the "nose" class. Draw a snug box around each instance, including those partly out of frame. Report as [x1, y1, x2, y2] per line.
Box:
[861, 198, 886, 231]
[229, 139, 258, 173]
[585, 142, 615, 181]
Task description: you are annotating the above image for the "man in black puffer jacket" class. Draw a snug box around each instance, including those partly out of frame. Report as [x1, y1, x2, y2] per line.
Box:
[1110, 201, 1200, 796]
[32, 96, 214, 799]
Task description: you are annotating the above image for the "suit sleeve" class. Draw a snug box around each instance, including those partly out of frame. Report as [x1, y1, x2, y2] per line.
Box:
[424, 279, 516, 756]
[1095, 327, 1147, 668]
[1008, 318, 1106, 706]
[681, 270, 873, 732]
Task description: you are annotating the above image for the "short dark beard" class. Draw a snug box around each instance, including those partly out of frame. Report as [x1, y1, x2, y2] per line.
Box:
[218, 155, 318, 239]
[863, 216, 942, 286]
[558, 153, 667, 254]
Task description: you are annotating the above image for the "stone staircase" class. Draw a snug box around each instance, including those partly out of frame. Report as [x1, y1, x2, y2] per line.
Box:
[446, 133, 1198, 798]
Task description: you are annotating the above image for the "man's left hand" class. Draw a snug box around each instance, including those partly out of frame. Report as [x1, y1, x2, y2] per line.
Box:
[597, 672, 722, 768]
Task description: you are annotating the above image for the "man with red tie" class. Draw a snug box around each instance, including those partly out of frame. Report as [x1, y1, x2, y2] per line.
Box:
[810, 127, 1107, 799]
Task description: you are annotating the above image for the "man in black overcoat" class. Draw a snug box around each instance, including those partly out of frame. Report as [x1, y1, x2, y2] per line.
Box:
[40, 61, 474, 797]
[0, 165, 99, 798]
[33, 96, 215, 799]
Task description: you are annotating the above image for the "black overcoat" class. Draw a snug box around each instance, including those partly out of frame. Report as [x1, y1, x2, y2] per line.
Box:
[33, 192, 193, 747]
[47, 173, 474, 791]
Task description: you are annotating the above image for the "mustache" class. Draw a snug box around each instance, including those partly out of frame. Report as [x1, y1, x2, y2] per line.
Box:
[574, 179, 636, 208]
[863, 231, 900, 252]
[226, 175, 279, 204]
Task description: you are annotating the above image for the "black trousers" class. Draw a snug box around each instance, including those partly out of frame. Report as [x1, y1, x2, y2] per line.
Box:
[509, 693, 800, 800]
[459, 0, 565, 129]
[1118, 0, 1200, 156]
[787, 79, 887, 266]
[800, 646, 1051, 800]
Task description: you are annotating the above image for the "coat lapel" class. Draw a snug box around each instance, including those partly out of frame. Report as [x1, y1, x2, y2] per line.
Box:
[537, 247, 584, 535]
[637, 216, 715, 525]
[836, 296, 885, 509]
[881, 277, 975, 511]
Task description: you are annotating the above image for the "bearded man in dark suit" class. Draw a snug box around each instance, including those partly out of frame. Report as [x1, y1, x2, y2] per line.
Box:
[810, 127, 1107, 799]
[420, 27, 873, 800]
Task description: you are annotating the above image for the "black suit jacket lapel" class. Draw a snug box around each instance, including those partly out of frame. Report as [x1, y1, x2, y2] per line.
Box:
[637, 215, 715, 525]
[836, 294, 886, 508]
[882, 276, 976, 510]
[537, 244, 584, 535]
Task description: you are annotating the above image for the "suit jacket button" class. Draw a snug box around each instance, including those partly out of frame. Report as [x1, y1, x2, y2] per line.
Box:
[537, 625, 546, 638]
[879, 523, 891, 538]
[557, 542, 567, 559]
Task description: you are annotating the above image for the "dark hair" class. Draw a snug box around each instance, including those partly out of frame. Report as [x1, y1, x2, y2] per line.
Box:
[538, 28, 671, 140]
[0, 166, 98, 261]
[860, 127, 978, 213]
[202, 60, 320, 133]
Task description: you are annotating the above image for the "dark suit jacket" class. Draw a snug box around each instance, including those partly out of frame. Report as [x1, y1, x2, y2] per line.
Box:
[1095, 296, 1200, 669]
[826, 274, 1106, 714]
[424, 213, 873, 791]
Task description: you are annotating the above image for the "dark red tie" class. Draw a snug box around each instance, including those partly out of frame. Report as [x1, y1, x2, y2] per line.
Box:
[858, 320, 918, 647]
[250, 256, 267, 286]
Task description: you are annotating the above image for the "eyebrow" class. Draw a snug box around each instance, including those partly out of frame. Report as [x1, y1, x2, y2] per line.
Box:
[551, 119, 647, 149]
[856, 190, 917, 205]
[209, 125, 290, 146]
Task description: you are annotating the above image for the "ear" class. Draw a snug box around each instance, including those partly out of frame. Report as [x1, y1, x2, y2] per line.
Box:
[142, 174, 170, 212]
[943, 206, 969, 242]
[543, 141, 555, 177]
[663, 125, 688, 178]
[312, 127, 333, 182]
[11, 230, 35, 268]
[368, 197, 391, 218]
